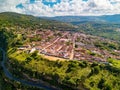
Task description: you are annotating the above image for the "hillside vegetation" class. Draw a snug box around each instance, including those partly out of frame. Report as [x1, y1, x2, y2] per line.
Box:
[8, 50, 120, 90]
[77, 21, 120, 41]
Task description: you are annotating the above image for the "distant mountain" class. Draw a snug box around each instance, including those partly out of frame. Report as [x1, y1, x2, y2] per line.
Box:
[100, 14, 120, 23]
[44, 14, 120, 41]
[46, 14, 120, 24]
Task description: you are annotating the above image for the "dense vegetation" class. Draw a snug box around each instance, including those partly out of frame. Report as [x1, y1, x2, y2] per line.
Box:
[0, 12, 120, 90]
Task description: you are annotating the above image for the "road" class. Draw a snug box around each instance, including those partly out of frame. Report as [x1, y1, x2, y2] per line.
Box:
[0, 48, 58, 90]
[70, 33, 77, 60]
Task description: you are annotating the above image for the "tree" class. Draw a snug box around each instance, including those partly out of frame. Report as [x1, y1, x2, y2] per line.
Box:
[98, 78, 105, 89]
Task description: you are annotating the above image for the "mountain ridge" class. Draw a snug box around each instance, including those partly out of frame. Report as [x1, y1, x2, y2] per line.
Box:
[45, 14, 120, 24]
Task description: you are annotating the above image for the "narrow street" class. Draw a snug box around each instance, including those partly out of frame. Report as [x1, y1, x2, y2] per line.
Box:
[70, 33, 77, 60]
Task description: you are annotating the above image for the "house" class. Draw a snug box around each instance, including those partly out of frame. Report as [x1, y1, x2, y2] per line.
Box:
[30, 48, 36, 53]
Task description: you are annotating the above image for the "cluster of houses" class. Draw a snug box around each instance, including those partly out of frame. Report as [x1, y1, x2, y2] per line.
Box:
[18, 30, 120, 62]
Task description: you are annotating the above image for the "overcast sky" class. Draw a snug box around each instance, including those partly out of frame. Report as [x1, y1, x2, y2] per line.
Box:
[0, 0, 120, 16]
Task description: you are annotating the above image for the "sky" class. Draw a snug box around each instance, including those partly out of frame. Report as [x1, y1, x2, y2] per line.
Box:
[0, 0, 120, 17]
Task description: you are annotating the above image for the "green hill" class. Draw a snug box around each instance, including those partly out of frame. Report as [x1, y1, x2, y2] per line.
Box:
[0, 12, 75, 30]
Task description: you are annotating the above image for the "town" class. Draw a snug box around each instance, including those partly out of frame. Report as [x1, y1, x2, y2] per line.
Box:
[18, 29, 120, 62]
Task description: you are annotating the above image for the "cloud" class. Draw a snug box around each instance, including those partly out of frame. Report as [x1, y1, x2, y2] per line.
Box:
[44, 0, 58, 3]
[1, 0, 120, 16]
[0, 0, 27, 13]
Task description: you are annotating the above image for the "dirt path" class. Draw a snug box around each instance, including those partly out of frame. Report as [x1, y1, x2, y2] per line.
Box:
[40, 54, 67, 61]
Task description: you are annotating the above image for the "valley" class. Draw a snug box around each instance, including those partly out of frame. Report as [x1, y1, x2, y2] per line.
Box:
[0, 12, 120, 90]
